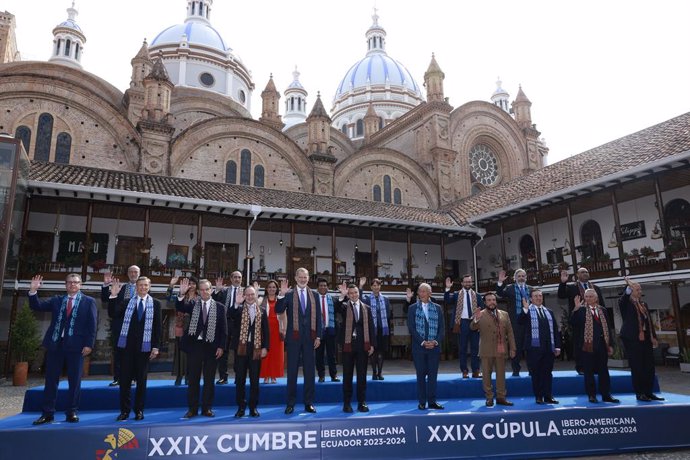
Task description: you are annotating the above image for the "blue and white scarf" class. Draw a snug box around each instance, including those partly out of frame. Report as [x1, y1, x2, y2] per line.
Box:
[51, 292, 83, 342]
[514, 284, 530, 316]
[370, 294, 389, 335]
[415, 301, 439, 341]
[117, 295, 154, 352]
[528, 304, 555, 352]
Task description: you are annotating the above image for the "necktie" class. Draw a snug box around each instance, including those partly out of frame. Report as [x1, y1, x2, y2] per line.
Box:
[138, 298, 145, 321]
[231, 287, 237, 308]
[321, 295, 327, 326]
[353, 302, 359, 322]
[591, 307, 599, 322]
[465, 290, 471, 318]
[538, 307, 544, 320]
[300, 289, 307, 314]
[250, 304, 256, 323]
[66, 297, 73, 318]
[202, 301, 208, 323]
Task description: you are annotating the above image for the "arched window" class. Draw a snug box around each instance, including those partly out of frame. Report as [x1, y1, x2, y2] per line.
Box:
[341, 124, 348, 135]
[65, 39, 71, 57]
[393, 188, 401, 205]
[34, 113, 53, 162]
[240, 149, 252, 185]
[383, 175, 392, 203]
[378, 117, 384, 129]
[225, 160, 237, 184]
[580, 220, 604, 260]
[253, 164, 265, 188]
[75, 43, 80, 61]
[14, 126, 31, 153]
[664, 199, 690, 244]
[519, 234, 537, 269]
[355, 119, 364, 137]
[373, 185, 381, 202]
[55, 132, 71, 164]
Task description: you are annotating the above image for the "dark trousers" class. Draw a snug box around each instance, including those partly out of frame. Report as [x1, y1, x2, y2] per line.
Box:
[622, 337, 655, 397]
[412, 348, 440, 405]
[42, 344, 83, 416]
[511, 322, 524, 373]
[457, 319, 480, 372]
[371, 333, 389, 377]
[112, 345, 123, 381]
[582, 348, 611, 397]
[119, 348, 151, 414]
[316, 332, 338, 379]
[526, 349, 555, 398]
[235, 354, 262, 409]
[286, 338, 315, 406]
[342, 349, 368, 404]
[186, 341, 218, 413]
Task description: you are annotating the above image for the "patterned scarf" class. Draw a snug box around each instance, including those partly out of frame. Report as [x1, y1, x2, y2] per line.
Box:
[528, 304, 555, 352]
[414, 301, 439, 341]
[343, 301, 370, 353]
[491, 309, 505, 354]
[124, 282, 135, 301]
[632, 298, 653, 342]
[51, 292, 83, 342]
[453, 289, 477, 333]
[582, 304, 610, 353]
[237, 303, 263, 360]
[292, 287, 317, 340]
[118, 295, 154, 352]
[187, 297, 217, 343]
[513, 284, 529, 317]
[370, 294, 389, 335]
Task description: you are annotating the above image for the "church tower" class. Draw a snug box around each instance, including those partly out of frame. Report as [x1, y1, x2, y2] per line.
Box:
[283, 67, 308, 130]
[259, 75, 285, 131]
[424, 53, 445, 103]
[0, 11, 19, 64]
[48, 2, 86, 69]
[491, 78, 510, 113]
[307, 93, 336, 195]
[512, 85, 544, 172]
[363, 103, 380, 142]
[125, 40, 153, 126]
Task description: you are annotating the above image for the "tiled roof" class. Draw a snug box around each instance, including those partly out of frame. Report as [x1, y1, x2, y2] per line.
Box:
[28, 161, 458, 228]
[447, 111, 690, 223]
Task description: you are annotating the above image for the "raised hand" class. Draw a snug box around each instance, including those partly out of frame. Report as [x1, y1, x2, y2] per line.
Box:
[359, 276, 367, 289]
[279, 279, 289, 296]
[445, 276, 453, 290]
[473, 307, 483, 320]
[30, 274, 43, 292]
[522, 297, 530, 310]
[624, 276, 632, 286]
[573, 295, 583, 309]
[498, 270, 507, 283]
[338, 281, 348, 298]
[405, 288, 413, 303]
[215, 277, 224, 291]
[235, 288, 245, 306]
[560, 270, 570, 283]
[252, 281, 260, 294]
[179, 278, 190, 296]
[169, 276, 179, 288]
[103, 271, 113, 285]
[110, 279, 122, 297]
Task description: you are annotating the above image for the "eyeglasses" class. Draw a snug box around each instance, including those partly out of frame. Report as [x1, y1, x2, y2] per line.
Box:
[66, 281, 81, 285]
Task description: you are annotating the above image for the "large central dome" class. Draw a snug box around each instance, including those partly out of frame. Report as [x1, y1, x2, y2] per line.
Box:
[331, 12, 424, 139]
[151, 22, 227, 52]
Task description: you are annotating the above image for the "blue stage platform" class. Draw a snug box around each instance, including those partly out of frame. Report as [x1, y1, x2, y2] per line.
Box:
[2, 371, 689, 460]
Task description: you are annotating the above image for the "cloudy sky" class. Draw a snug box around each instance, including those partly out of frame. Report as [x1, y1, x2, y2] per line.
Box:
[4, 0, 690, 164]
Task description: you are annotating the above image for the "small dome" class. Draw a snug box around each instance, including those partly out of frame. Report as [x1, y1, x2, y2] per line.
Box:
[151, 22, 227, 52]
[56, 18, 82, 33]
[335, 53, 421, 99]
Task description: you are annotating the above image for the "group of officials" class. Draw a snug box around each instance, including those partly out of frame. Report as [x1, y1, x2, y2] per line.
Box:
[27, 264, 663, 425]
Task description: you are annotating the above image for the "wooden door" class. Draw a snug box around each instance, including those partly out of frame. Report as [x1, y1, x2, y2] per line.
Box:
[204, 242, 238, 279]
[114, 236, 145, 269]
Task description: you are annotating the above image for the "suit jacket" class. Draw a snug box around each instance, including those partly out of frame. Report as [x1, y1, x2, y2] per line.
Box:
[109, 295, 162, 351]
[362, 293, 392, 335]
[275, 287, 323, 344]
[618, 290, 656, 343]
[470, 308, 516, 358]
[570, 305, 609, 353]
[336, 300, 376, 351]
[444, 288, 485, 321]
[228, 302, 270, 352]
[407, 301, 445, 353]
[29, 292, 98, 353]
[176, 297, 227, 352]
[558, 281, 606, 312]
[496, 282, 531, 325]
[518, 306, 562, 352]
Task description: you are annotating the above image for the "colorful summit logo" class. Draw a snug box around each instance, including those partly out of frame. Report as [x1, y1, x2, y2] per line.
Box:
[96, 428, 140, 459]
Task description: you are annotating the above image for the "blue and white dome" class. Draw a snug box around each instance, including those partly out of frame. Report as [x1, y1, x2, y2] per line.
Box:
[49, 2, 86, 69]
[335, 53, 420, 99]
[151, 22, 227, 53]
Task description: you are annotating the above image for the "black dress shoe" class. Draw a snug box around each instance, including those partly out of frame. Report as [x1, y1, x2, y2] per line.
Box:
[249, 408, 260, 417]
[109, 380, 119, 387]
[32, 414, 54, 425]
[472, 371, 482, 378]
[428, 402, 444, 410]
[343, 404, 353, 413]
[318, 377, 325, 383]
[535, 397, 545, 404]
[116, 412, 129, 421]
[511, 371, 520, 377]
[134, 411, 144, 421]
[202, 410, 215, 417]
[378, 374, 384, 381]
[418, 403, 426, 410]
[648, 394, 665, 401]
[284, 405, 294, 415]
[496, 399, 514, 406]
[588, 396, 599, 403]
[486, 399, 494, 407]
[174, 378, 182, 386]
[331, 376, 341, 382]
[544, 397, 559, 404]
[636, 394, 652, 401]
[234, 408, 245, 418]
[358, 403, 369, 412]
[66, 413, 79, 423]
[305, 405, 316, 413]
[602, 396, 620, 403]
[183, 410, 197, 419]
[216, 378, 228, 385]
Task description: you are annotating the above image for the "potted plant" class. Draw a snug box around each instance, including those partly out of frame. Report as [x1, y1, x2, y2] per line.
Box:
[680, 349, 690, 373]
[557, 261, 570, 272]
[10, 302, 41, 386]
[609, 336, 628, 368]
[89, 258, 107, 273]
[640, 246, 655, 259]
[149, 256, 164, 275]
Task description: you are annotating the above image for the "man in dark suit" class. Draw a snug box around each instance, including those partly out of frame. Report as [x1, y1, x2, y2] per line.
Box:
[518, 289, 561, 404]
[558, 268, 607, 374]
[228, 286, 269, 417]
[276, 267, 322, 414]
[360, 277, 392, 380]
[176, 278, 227, 418]
[109, 276, 162, 421]
[445, 274, 484, 378]
[212, 271, 243, 384]
[336, 283, 375, 413]
[496, 269, 529, 376]
[407, 283, 445, 411]
[101, 266, 140, 387]
[570, 288, 619, 404]
[619, 277, 664, 402]
[315, 278, 340, 383]
[28, 274, 98, 425]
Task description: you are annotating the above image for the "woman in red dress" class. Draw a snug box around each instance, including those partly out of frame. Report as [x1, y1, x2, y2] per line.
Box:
[260, 280, 285, 383]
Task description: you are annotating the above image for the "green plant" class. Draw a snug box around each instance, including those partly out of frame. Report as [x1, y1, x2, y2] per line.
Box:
[11, 303, 41, 363]
[558, 261, 570, 271]
[680, 348, 690, 363]
[150, 256, 164, 271]
[665, 238, 683, 254]
[640, 246, 655, 258]
[63, 253, 82, 268]
[611, 336, 626, 360]
[599, 252, 611, 261]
